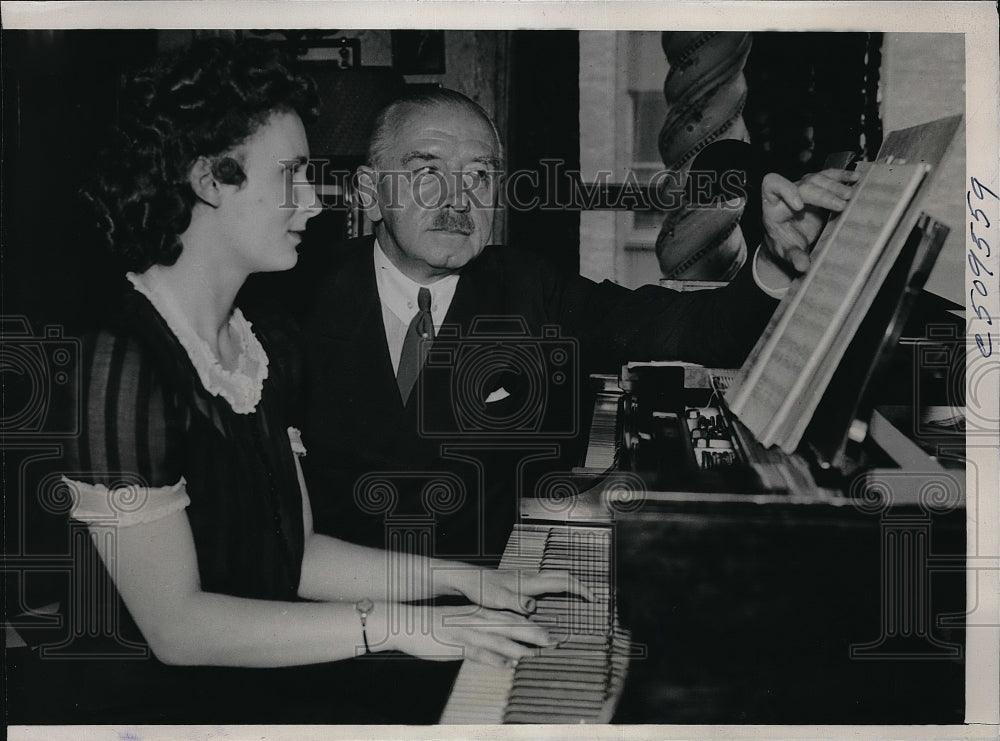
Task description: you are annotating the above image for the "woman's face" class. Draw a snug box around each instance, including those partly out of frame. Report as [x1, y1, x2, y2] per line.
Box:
[218, 110, 321, 274]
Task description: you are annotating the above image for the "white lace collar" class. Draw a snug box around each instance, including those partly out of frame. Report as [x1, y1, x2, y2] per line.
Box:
[126, 272, 269, 414]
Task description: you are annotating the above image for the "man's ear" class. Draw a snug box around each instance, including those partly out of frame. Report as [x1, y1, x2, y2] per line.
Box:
[354, 165, 384, 223]
[189, 156, 222, 208]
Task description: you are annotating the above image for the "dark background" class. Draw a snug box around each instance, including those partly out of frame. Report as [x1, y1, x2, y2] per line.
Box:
[1, 29, 584, 331]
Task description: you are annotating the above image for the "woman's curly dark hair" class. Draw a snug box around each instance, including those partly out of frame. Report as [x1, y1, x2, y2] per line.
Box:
[83, 37, 318, 272]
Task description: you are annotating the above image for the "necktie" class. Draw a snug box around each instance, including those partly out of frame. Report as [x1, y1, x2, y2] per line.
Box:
[396, 287, 434, 405]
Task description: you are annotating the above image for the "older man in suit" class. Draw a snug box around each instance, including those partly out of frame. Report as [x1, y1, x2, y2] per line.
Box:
[301, 88, 857, 563]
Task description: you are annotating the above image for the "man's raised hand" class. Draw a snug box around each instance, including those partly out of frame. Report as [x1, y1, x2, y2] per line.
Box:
[760, 167, 860, 274]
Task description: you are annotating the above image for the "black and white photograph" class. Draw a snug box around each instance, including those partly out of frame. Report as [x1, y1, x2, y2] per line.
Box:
[2, 2, 998, 739]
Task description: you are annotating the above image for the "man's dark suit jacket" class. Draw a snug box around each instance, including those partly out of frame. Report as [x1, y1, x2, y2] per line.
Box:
[301, 236, 778, 563]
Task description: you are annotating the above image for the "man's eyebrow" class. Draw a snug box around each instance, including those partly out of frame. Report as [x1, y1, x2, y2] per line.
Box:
[398, 151, 503, 169]
[471, 156, 503, 169]
[400, 150, 438, 167]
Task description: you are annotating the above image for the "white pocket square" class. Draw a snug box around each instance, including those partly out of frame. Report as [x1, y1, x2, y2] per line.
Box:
[485, 387, 511, 404]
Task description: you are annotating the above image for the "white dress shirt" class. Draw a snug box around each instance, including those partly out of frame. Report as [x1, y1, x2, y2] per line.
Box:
[751, 245, 793, 299]
[374, 240, 460, 373]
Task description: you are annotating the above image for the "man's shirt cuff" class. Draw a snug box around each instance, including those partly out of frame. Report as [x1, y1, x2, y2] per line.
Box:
[751, 245, 792, 300]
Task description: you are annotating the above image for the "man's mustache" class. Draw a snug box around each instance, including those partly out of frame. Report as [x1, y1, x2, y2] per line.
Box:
[430, 210, 475, 235]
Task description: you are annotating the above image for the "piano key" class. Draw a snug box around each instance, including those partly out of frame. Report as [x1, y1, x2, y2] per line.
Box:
[504, 695, 608, 711]
[504, 710, 597, 724]
[518, 656, 610, 669]
[508, 683, 608, 702]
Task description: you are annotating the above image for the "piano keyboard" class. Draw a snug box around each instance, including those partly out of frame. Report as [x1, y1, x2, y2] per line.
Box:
[582, 391, 624, 471]
[440, 523, 631, 724]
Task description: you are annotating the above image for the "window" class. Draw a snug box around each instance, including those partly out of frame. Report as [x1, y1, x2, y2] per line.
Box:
[579, 31, 667, 288]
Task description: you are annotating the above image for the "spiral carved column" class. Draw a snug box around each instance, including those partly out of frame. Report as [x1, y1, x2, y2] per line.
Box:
[655, 32, 752, 281]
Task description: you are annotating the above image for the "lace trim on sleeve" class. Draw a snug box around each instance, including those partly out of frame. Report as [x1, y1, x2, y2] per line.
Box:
[63, 476, 191, 527]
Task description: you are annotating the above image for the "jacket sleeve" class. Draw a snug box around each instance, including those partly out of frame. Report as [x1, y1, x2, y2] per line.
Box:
[539, 251, 779, 371]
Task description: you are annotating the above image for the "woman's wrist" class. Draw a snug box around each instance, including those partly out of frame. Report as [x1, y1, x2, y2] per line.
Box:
[354, 599, 393, 655]
[353, 598, 375, 654]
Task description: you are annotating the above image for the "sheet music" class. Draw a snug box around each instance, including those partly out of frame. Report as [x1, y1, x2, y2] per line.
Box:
[781, 170, 944, 449]
[774, 163, 929, 449]
[726, 161, 929, 450]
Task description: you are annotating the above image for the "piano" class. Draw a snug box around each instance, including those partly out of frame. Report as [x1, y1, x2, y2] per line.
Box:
[441, 349, 966, 724]
[441, 123, 967, 724]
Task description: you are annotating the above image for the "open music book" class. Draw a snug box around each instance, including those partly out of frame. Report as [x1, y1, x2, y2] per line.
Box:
[725, 115, 962, 460]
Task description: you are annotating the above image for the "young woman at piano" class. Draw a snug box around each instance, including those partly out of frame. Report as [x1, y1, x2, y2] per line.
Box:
[61, 38, 588, 721]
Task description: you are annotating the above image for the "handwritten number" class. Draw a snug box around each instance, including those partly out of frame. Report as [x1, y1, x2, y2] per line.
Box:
[970, 223, 992, 257]
[969, 290, 993, 327]
[969, 249, 995, 277]
[970, 287, 993, 323]
[968, 177, 996, 358]
[967, 192, 991, 227]
[970, 177, 999, 202]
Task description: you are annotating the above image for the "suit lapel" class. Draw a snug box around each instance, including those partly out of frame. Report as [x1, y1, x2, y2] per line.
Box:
[331, 238, 406, 424]
[411, 249, 512, 420]
[346, 244, 507, 421]
[441, 250, 502, 332]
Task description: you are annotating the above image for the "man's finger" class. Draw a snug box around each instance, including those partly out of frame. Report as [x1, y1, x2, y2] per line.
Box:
[764, 234, 812, 275]
[817, 167, 861, 185]
[804, 174, 856, 201]
[786, 246, 811, 273]
[762, 172, 804, 211]
[797, 179, 853, 212]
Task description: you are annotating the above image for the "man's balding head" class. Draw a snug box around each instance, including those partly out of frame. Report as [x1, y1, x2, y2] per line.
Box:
[366, 89, 503, 169]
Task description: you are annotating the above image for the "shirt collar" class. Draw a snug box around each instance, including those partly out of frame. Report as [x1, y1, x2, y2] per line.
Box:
[373, 239, 460, 324]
